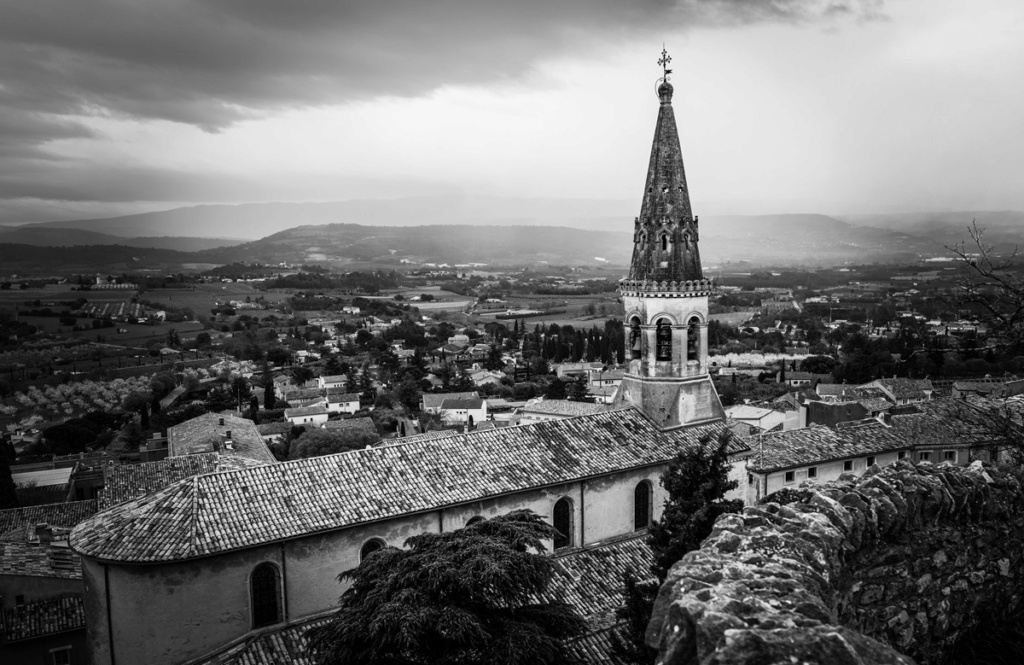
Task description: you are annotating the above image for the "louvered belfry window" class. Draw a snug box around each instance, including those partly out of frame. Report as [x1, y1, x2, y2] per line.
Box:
[250, 563, 281, 628]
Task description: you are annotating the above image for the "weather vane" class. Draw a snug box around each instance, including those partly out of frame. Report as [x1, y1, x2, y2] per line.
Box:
[658, 46, 673, 84]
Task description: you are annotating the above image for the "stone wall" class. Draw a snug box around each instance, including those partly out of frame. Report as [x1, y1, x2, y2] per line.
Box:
[646, 460, 1024, 665]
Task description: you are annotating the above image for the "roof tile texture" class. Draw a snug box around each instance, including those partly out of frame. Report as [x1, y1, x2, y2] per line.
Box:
[72, 409, 740, 563]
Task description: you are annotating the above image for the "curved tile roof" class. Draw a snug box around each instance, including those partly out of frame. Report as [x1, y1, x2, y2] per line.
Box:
[71, 409, 741, 564]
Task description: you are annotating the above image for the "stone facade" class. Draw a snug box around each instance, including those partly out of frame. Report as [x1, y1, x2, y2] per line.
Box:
[647, 460, 1024, 665]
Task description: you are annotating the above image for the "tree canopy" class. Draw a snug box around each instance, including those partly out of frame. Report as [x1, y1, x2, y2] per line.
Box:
[307, 509, 587, 665]
[288, 428, 379, 460]
[649, 429, 743, 581]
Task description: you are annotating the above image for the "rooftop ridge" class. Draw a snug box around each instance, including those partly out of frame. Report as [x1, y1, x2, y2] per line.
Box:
[70, 410, 742, 564]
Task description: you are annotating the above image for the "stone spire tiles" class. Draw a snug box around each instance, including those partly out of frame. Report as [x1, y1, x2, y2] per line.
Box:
[628, 77, 703, 284]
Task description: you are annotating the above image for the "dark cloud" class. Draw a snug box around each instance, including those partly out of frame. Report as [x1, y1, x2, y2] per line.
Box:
[0, 0, 884, 209]
[0, 0, 885, 129]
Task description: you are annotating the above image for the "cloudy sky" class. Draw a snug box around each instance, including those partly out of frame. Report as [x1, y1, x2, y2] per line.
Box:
[2, 0, 1022, 225]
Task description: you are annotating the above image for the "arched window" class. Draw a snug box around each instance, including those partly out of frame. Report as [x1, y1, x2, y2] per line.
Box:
[661, 235, 668, 251]
[360, 538, 386, 562]
[250, 563, 281, 629]
[553, 497, 573, 550]
[656, 319, 672, 362]
[629, 318, 642, 360]
[687, 316, 700, 361]
[634, 481, 653, 530]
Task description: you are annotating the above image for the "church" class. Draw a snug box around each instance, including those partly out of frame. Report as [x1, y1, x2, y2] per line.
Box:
[69, 57, 742, 665]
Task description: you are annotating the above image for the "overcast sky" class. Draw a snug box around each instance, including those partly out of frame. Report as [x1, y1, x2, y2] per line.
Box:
[2, 0, 1022, 225]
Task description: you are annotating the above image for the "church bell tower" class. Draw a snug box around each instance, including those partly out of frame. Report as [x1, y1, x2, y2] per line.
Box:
[612, 49, 725, 429]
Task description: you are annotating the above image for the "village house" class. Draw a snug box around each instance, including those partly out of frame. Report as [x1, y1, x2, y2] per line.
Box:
[0, 501, 98, 665]
[325, 389, 360, 415]
[284, 405, 330, 426]
[745, 398, 1006, 504]
[437, 397, 488, 427]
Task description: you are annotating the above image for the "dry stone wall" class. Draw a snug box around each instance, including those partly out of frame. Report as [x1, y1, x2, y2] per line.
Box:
[646, 460, 1024, 665]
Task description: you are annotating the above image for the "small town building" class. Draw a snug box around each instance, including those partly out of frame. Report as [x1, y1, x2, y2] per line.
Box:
[284, 405, 330, 426]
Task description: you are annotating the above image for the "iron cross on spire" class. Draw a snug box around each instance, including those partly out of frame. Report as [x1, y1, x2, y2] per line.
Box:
[658, 46, 673, 83]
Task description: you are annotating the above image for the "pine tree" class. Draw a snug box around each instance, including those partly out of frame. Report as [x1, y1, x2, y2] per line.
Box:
[609, 431, 744, 664]
[610, 568, 659, 665]
[649, 429, 743, 581]
[307, 510, 586, 665]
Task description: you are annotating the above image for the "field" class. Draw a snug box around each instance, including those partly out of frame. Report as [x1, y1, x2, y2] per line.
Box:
[709, 310, 757, 326]
[141, 283, 291, 312]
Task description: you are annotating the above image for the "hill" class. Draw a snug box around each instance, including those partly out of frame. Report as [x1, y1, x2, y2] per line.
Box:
[0, 243, 192, 274]
[840, 211, 1024, 253]
[197, 224, 633, 267]
[22, 196, 637, 240]
[0, 226, 243, 251]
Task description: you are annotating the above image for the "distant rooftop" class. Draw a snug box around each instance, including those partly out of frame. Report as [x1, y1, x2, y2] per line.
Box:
[168, 412, 277, 466]
[1, 594, 84, 643]
[522, 398, 609, 418]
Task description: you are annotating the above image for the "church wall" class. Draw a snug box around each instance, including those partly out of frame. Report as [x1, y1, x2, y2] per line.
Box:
[284, 511, 440, 621]
[81, 558, 109, 665]
[440, 482, 583, 551]
[581, 466, 666, 544]
[81, 464, 722, 664]
[92, 544, 282, 665]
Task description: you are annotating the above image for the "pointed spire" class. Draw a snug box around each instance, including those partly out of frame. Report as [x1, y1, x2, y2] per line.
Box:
[628, 48, 703, 284]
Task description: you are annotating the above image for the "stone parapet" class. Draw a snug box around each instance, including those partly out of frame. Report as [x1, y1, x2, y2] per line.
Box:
[619, 278, 715, 297]
[647, 460, 1024, 665]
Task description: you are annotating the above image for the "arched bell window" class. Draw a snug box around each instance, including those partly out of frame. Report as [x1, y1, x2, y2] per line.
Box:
[360, 538, 386, 562]
[629, 318, 642, 360]
[553, 497, 574, 550]
[661, 235, 669, 252]
[250, 563, 282, 629]
[655, 319, 672, 362]
[634, 481, 653, 530]
[687, 316, 700, 361]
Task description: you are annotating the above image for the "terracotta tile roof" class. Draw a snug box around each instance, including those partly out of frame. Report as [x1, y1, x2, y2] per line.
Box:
[568, 626, 627, 665]
[322, 417, 378, 437]
[421, 391, 478, 410]
[0, 500, 97, 536]
[523, 399, 610, 417]
[869, 377, 934, 400]
[98, 453, 221, 510]
[376, 429, 462, 447]
[71, 410, 742, 564]
[0, 541, 81, 579]
[544, 534, 654, 629]
[439, 398, 484, 410]
[256, 422, 292, 436]
[748, 398, 1003, 472]
[325, 390, 359, 403]
[286, 388, 324, 401]
[285, 405, 329, 418]
[168, 413, 277, 465]
[1, 594, 85, 642]
[320, 374, 347, 384]
[192, 616, 330, 665]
